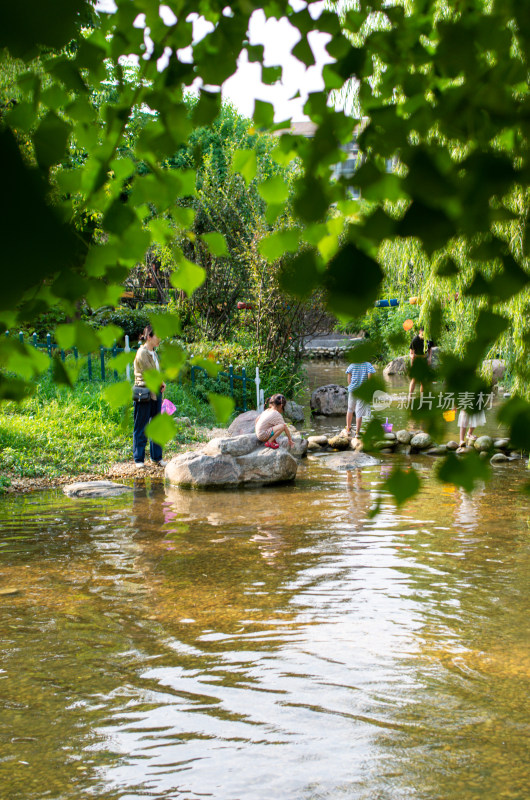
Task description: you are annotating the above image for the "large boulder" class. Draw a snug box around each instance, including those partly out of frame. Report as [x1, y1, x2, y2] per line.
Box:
[310, 384, 348, 416]
[165, 433, 299, 488]
[482, 359, 506, 384]
[63, 481, 133, 498]
[284, 400, 305, 423]
[396, 429, 413, 444]
[383, 356, 408, 377]
[227, 410, 259, 436]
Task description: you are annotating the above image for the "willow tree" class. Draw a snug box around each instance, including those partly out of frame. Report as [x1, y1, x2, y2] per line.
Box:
[2, 0, 530, 500]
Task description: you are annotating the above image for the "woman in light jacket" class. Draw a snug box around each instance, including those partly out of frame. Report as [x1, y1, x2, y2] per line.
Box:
[133, 325, 166, 467]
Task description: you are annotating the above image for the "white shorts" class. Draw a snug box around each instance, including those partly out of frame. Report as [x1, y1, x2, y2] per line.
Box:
[348, 393, 371, 418]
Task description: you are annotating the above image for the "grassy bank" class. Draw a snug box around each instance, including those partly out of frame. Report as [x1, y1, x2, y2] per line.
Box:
[0, 376, 217, 488]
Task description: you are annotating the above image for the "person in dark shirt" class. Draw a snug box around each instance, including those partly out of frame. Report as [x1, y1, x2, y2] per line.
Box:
[408, 326, 432, 399]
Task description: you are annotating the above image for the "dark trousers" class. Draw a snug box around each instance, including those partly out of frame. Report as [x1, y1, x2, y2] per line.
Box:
[133, 394, 163, 463]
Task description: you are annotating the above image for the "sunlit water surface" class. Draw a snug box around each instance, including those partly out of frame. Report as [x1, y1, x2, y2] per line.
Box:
[1, 366, 529, 799]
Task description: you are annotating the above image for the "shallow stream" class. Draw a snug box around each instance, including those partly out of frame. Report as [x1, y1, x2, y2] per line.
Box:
[1, 363, 529, 799]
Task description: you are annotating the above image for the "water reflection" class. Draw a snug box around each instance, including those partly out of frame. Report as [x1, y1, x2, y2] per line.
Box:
[0, 459, 529, 799]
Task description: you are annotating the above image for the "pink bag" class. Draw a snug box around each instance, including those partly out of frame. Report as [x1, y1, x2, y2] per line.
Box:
[161, 399, 176, 415]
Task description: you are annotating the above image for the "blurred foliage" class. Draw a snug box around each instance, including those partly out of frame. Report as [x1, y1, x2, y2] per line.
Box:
[3, 0, 530, 501]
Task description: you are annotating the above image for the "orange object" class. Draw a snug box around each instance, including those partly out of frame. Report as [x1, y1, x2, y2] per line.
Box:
[409, 296, 419, 305]
[443, 409, 456, 422]
[403, 319, 414, 331]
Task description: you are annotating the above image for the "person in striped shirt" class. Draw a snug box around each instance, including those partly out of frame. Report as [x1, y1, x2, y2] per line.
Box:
[345, 361, 376, 438]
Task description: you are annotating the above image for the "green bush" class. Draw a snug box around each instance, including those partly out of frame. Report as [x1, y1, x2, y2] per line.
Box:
[89, 306, 151, 342]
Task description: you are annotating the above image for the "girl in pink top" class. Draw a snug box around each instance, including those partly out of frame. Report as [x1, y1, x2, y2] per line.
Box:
[255, 394, 294, 449]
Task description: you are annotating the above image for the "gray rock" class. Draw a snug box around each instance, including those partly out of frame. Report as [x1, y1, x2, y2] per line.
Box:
[396, 429, 413, 444]
[410, 432, 433, 450]
[446, 440, 459, 450]
[174, 416, 192, 427]
[473, 435, 493, 452]
[310, 384, 348, 416]
[284, 400, 305, 423]
[278, 435, 308, 458]
[328, 433, 350, 450]
[456, 445, 474, 454]
[383, 432, 396, 441]
[426, 446, 447, 456]
[494, 438, 510, 449]
[509, 451, 522, 460]
[322, 451, 379, 470]
[227, 410, 260, 436]
[165, 437, 298, 488]
[380, 447, 394, 454]
[307, 439, 323, 451]
[203, 433, 258, 458]
[383, 356, 408, 377]
[490, 452, 510, 464]
[63, 481, 133, 498]
[308, 435, 329, 446]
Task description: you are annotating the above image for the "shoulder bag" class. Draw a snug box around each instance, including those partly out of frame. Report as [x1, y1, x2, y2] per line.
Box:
[132, 385, 151, 403]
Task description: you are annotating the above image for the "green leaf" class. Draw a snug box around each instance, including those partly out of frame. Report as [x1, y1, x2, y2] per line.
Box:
[497, 397, 530, 450]
[253, 100, 274, 128]
[142, 369, 164, 394]
[33, 112, 71, 171]
[1, 0, 90, 57]
[200, 232, 228, 257]
[170, 260, 206, 297]
[436, 257, 459, 277]
[437, 451, 490, 493]
[145, 413, 177, 447]
[353, 375, 385, 404]
[103, 381, 132, 409]
[107, 352, 135, 372]
[292, 37, 315, 67]
[208, 393, 235, 424]
[279, 249, 320, 299]
[102, 198, 136, 235]
[192, 90, 221, 126]
[383, 466, 421, 506]
[232, 149, 257, 185]
[324, 242, 384, 316]
[257, 175, 289, 204]
[98, 325, 123, 347]
[293, 177, 328, 222]
[51, 355, 73, 387]
[262, 65, 282, 84]
[397, 202, 457, 255]
[150, 313, 181, 340]
[259, 230, 300, 263]
[161, 343, 188, 379]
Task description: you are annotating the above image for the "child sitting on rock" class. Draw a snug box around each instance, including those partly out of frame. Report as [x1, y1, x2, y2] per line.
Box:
[255, 394, 294, 449]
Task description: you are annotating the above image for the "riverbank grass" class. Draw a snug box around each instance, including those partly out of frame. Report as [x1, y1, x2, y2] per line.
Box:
[0, 377, 216, 484]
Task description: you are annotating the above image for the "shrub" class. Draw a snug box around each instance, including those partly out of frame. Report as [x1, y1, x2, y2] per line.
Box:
[88, 306, 151, 342]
